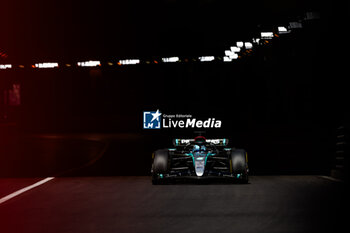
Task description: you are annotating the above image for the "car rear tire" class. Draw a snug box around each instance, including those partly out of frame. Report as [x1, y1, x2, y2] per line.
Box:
[231, 149, 249, 184]
[152, 149, 170, 185]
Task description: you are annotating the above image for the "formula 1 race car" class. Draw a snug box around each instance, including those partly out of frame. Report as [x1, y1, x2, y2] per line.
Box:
[151, 136, 248, 184]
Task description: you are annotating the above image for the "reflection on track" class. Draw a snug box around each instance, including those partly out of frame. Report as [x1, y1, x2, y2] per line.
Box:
[0, 176, 347, 233]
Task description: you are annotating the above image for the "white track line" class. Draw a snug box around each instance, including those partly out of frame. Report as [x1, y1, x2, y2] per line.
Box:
[0, 177, 55, 205]
[319, 176, 344, 183]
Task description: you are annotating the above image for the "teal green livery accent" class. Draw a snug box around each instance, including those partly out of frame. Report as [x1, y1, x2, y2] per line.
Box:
[205, 153, 216, 166]
[184, 152, 216, 167]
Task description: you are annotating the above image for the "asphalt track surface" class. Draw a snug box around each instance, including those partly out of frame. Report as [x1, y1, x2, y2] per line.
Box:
[0, 176, 348, 233]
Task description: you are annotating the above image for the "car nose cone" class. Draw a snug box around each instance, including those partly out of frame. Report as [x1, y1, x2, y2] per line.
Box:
[194, 158, 205, 176]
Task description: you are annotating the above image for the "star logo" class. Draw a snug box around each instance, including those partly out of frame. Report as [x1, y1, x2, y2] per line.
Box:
[150, 109, 161, 122]
[143, 110, 162, 129]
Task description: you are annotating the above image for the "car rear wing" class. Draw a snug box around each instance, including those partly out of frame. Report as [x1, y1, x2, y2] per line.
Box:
[173, 138, 229, 147]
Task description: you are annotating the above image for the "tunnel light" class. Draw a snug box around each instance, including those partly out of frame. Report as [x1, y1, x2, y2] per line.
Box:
[229, 53, 238, 59]
[261, 32, 274, 39]
[252, 38, 260, 44]
[225, 50, 235, 56]
[244, 42, 253, 49]
[198, 56, 215, 62]
[278, 26, 287, 32]
[34, 62, 59, 68]
[236, 41, 244, 47]
[77, 61, 101, 67]
[278, 26, 290, 34]
[289, 22, 302, 29]
[162, 57, 179, 63]
[118, 59, 140, 65]
[0, 64, 12, 69]
[305, 12, 320, 20]
[223, 56, 232, 62]
[230, 46, 241, 52]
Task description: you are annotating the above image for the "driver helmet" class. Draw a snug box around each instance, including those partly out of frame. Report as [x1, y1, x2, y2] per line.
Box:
[193, 144, 206, 153]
